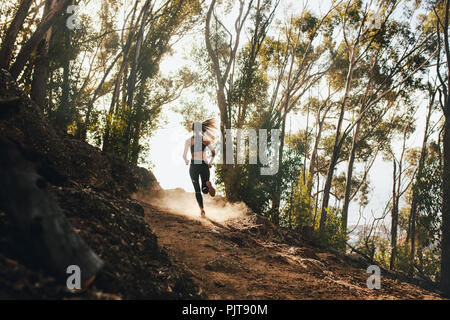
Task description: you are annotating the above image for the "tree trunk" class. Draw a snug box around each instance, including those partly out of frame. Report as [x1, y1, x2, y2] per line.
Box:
[390, 159, 398, 270]
[101, 3, 139, 147]
[271, 110, 287, 225]
[409, 98, 432, 273]
[342, 119, 361, 232]
[307, 104, 330, 217]
[319, 137, 342, 235]
[57, 35, 71, 129]
[10, 0, 72, 79]
[307, 133, 320, 197]
[218, 90, 236, 201]
[0, 0, 33, 69]
[435, 0, 450, 296]
[123, 0, 151, 161]
[30, 0, 56, 108]
[319, 52, 355, 236]
[130, 121, 141, 166]
[204, 0, 250, 202]
[441, 115, 450, 295]
[102, 56, 130, 148]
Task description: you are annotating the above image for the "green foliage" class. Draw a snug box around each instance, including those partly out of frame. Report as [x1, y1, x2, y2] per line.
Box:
[393, 244, 413, 272]
[372, 237, 391, 268]
[417, 247, 441, 282]
[392, 243, 441, 282]
[354, 229, 390, 267]
[413, 144, 442, 247]
[315, 207, 348, 251]
[282, 171, 314, 229]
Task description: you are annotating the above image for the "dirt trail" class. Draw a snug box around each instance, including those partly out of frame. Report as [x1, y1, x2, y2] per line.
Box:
[139, 189, 443, 300]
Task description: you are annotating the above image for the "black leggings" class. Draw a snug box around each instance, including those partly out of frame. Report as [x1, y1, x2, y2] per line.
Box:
[189, 161, 210, 209]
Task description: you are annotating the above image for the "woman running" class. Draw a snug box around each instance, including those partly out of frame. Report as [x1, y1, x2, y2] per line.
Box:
[183, 118, 217, 218]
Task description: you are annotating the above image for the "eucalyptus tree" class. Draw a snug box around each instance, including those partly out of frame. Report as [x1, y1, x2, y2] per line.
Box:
[407, 82, 438, 273]
[319, 0, 436, 237]
[5, 0, 73, 80]
[47, 0, 107, 132]
[101, 0, 203, 164]
[0, 0, 35, 70]
[385, 105, 416, 270]
[304, 86, 336, 208]
[30, 0, 58, 108]
[204, 0, 279, 201]
[260, 6, 338, 224]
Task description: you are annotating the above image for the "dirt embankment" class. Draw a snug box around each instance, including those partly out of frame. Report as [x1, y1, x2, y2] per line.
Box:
[0, 69, 200, 299]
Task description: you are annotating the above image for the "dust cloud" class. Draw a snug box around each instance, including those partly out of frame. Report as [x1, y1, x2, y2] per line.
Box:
[135, 188, 249, 223]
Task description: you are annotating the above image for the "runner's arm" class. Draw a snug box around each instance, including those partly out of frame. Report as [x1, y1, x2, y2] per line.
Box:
[207, 142, 216, 167]
[183, 139, 190, 165]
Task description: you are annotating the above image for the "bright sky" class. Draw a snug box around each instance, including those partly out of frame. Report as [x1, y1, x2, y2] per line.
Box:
[144, 0, 434, 229]
[146, 0, 332, 192]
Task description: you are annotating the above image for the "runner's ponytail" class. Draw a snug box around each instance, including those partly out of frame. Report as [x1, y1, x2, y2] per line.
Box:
[192, 118, 217, 141]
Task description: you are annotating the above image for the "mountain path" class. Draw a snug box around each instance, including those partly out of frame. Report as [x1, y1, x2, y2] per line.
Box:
[141, 198, 442, 300]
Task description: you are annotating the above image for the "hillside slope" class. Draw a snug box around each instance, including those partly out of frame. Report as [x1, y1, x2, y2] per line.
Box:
[0, 69, 200, 299]
[138, 189, 443, 300]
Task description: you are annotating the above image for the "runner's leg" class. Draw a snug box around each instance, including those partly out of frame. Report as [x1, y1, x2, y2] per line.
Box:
[200, 162, 215, 197]
[200, 162, 210, 194]
[189, 164, 203, 209]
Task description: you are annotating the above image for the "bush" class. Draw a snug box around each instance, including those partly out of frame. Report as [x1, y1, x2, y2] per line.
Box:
[316, 207, 348, 252]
